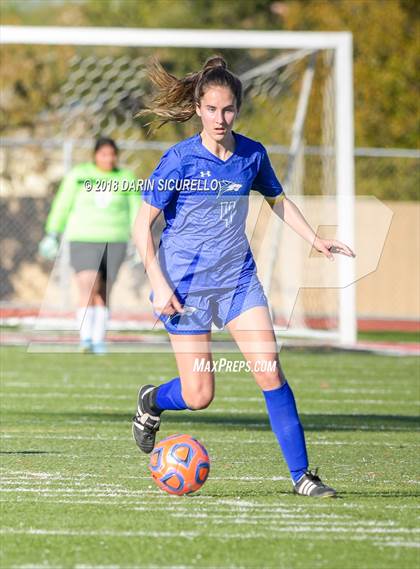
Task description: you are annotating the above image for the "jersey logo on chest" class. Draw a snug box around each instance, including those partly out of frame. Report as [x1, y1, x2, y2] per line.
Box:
[217, 180, 242, 198]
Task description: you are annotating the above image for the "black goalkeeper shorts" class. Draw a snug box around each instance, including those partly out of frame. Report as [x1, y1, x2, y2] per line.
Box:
[69, 241, 127, 285]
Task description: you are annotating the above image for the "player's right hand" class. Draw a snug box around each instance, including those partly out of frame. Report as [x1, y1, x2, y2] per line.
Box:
[38, 234, 59, 260]
[153, 283, 184, 317]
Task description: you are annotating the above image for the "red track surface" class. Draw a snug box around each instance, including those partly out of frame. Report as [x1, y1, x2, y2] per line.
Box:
[1, 308, 419, 332]
[1, 331, 419, 357]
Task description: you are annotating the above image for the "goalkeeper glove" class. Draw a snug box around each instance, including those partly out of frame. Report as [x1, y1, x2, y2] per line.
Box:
[38, 233, 59, 260]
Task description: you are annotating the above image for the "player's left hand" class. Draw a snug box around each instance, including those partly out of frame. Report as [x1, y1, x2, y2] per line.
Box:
[313, 237, 356, 261]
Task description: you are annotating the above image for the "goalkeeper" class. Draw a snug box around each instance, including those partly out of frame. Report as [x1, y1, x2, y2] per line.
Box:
[39, 137, 140, 354]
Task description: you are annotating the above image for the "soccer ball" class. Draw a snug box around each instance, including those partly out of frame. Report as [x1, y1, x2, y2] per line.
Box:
[148, 434, 210, 496]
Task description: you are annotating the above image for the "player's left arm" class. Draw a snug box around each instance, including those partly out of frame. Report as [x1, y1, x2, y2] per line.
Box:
[268, 195, 356, 260]
[255, 144, 355, 260]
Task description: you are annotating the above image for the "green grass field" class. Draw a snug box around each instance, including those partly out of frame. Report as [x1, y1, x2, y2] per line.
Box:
[1, 346, 419, 569]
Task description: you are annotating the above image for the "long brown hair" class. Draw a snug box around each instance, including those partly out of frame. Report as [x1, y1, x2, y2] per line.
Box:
[137, 56, 242, 130]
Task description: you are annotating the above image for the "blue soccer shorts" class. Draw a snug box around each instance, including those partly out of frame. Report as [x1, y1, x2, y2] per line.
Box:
[151, 273, 269, 335]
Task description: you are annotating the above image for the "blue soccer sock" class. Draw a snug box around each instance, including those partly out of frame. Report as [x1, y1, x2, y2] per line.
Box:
[154, 377, 190, 411]
[263, 381, 309, 483]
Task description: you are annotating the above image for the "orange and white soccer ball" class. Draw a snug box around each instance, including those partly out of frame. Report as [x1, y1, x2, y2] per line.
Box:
[148, 434, 210, 496]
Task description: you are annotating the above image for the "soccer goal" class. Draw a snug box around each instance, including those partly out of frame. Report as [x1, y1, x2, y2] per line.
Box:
[0, 26, 356, 345]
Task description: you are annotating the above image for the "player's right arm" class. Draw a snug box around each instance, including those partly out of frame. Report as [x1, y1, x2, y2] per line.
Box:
[39, 169, 79, 259]
[133, 202, 184, 317]
[135, 147, 184, 316]
[45, 169, 79, 235]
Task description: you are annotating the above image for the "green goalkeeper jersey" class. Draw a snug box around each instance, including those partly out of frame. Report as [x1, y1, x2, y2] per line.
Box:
[45, 162, 141, 242]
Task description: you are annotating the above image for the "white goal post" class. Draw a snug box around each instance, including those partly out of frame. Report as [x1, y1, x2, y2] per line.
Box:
[0, 26, 356, 345]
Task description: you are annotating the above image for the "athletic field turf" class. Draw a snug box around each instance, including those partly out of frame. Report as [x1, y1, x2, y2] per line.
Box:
[1, 346, 419, 569]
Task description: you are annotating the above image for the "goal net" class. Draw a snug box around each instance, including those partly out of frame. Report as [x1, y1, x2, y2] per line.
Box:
[0, 27, 356, 347]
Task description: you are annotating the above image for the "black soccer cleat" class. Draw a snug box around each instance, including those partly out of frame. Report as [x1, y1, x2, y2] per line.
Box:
[293, 468, 337, 498]
[132, 384, 162, 454]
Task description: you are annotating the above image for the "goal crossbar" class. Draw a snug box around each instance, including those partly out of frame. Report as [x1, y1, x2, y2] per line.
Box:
[0, 26, 356, 345]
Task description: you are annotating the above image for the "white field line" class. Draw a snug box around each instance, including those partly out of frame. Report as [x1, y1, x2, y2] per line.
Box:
[1, 498, 419, 517]
[0, 501, 358, 522]
[0, 470, 150, 482]
[2, 491, 418, 513]
[2, 520, 416, 533]
[0, 486, 417, 524]
[0, 476, 291, 487]
[0, 480, 414, 525]
[0, 498, 355, 518]
[10, 566, 231, 569]
[1, 382, 416, 397]
[373, 540, 420, 548]
[0, 469, 414, 485]
[1, 471, 419, 499]
[0, 484, 401, 508]
[0, 382, 143, 390]
[2, 369, 416, 381]
[0, 496, 343, 515]
[0, 433, 417, 446]
[0, 469, 287, 481]
[2, 392, 133, 401]
[1, 391, 417, 407]
[0, 482, 335, 497]
[2, 419, 418, 431]
[2, 499, 371, 524]
[229, 400, 417, 406]
[0, 434, 129, 441]
[1, 454, 139, 460]
[384, 504, 420, 510]
[300, 424, 418, 432]
[2, 407, 414, 420]
[9, 566, 218, 569]
[0, 487, 162, 496]
[1, 527, 419, 538]
[0, 469, 419, 511]
[2, 407, 417, 419]
[151, 515, 398, 527]
[0, 483, 356, 507]
[1, 381, 417, 395]
[9, 566, 212, 569]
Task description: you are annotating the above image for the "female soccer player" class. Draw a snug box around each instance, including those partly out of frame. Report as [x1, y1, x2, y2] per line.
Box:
[39, 137, 140, 354]
[132, 57, 355, 497]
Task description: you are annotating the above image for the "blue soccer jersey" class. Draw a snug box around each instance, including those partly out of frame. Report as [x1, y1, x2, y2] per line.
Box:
[143, 131, 284, 296]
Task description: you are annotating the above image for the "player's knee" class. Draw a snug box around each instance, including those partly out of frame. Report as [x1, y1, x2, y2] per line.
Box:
[253, 368, 284, 390]
[183, 390, 214, 410]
